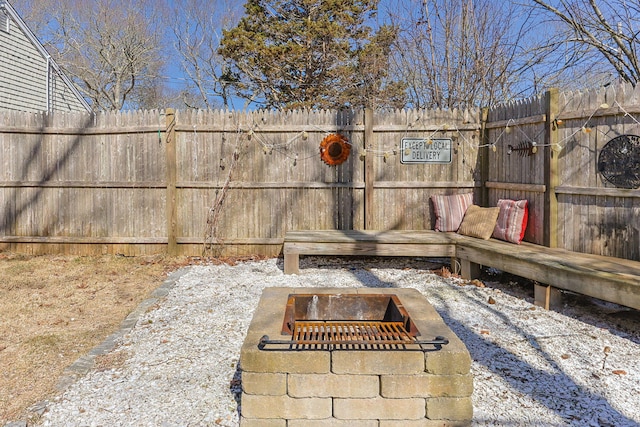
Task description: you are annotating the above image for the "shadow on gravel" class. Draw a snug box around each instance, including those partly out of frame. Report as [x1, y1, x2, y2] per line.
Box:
[230, 363, 242, 419]
[428, 287, 637, 426]
[277, 255, 448, 275]
[479, 267, 640, 346]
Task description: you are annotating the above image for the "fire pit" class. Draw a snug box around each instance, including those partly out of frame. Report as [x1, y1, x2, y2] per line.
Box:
[260, 293, 449, 350]
[240, 288, 473, 426]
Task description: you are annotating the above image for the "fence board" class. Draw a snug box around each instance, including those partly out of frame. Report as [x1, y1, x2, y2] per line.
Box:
[1, 94, 639, 260]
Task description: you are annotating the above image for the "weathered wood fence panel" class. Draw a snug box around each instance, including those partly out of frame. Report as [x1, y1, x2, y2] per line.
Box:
[552, 84, 640, 260]
[0, 109, 167, 255]
[485, 94, 548, 245]
[368, 108, 481, 231]
[485, 83, 640, 260]
[173, 108, 368, 256]
[1, 85, 639, 261]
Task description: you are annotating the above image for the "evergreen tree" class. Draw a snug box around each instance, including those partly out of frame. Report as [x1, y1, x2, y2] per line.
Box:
[218, 0, 406, 109]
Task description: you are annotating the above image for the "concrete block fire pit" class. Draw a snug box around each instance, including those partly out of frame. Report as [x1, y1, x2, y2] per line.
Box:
[240, 287, 473, 426]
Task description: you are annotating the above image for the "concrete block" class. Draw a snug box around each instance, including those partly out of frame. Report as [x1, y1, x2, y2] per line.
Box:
[241, 346, 331, 374]
[332, 351, 424, 374]
[426, 396, 473, 421]
[289, 420, 377, 427]
[288, 373, 379, 398]
[380, 420, 471, 427]
[424, 348, 471, 375]
[334, 397, 426, 420]
[241, 393, 332, 419]
[240, 418, 285, 427]
[242, 372, 287, 395]
[381, 374, 473, 398]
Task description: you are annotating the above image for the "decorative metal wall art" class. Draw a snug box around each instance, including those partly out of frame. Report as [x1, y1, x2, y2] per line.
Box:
[507, 141, 537, 156]
[319, 133, 350, 166]
[598, 134, 640, 189]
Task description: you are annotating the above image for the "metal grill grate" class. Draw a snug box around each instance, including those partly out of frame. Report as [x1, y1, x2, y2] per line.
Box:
[292, 321, 413, 348]
[258, 321, 449, 351]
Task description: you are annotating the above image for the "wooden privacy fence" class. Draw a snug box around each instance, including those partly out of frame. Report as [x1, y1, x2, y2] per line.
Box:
[486, 84, 640, 261]
[0, 85, 639, 261]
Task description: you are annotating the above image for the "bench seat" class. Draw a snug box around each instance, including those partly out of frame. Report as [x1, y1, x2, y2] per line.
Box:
[283, 230, 640, 311]
[454, 235, 640, 311]
[283, 230, 457, 275]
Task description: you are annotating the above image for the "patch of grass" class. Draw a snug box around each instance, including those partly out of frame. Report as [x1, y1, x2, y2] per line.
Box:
[0, 252, 194, 425]
[25, 334, 61, 349]
[5, 262, 34, 275]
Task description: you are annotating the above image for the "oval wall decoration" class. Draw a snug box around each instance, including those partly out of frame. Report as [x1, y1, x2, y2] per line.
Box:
[597, 134, 640, 189]
[319, 133, 350, 166]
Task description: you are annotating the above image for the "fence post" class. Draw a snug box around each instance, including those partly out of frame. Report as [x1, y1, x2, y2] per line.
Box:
[364, 108, 374, 230]
[165, 108, 178, 255]
[479, 107, 490, 207]
[544, 89, 559, 248]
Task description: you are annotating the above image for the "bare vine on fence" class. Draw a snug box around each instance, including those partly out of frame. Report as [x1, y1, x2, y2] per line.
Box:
[203, 133, 241, 257]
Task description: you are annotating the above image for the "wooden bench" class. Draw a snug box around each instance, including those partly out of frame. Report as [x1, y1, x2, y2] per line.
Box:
[283, 230, 640, 311]
[283, 230, 457, 274]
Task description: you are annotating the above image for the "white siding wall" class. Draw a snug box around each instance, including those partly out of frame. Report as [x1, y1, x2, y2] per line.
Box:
[49, 66, 89, 111]
[0, 10, 87, 112]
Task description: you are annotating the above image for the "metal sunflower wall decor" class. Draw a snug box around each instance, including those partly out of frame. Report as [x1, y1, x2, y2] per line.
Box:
[319, 133, 350, 166]
[597, 134, 640, 189]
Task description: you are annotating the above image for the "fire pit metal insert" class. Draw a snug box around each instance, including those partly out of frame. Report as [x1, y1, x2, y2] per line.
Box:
[258, 293, 449, 351]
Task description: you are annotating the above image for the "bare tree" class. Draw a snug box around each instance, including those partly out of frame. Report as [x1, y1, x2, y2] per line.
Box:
[10, 0, 53, 36]
[529, 0, 640, 87]
[167, 0, 241, 110]
[14, 0, 165, 111]
[387, 0, 545, 109]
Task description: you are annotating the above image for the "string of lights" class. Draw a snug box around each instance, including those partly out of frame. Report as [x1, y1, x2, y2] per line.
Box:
[180, 97, 640, 167]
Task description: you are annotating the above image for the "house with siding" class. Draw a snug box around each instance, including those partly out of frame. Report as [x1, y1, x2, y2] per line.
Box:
[0, 0, 90, 112]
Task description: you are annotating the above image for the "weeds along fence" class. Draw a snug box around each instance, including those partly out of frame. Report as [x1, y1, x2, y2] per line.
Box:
[0, 84, 639, 260]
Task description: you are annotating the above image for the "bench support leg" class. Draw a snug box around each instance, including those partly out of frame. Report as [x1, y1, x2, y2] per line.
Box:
[450, 257, 460, 275]
[459, 259, 480, 280]
[534, 283, 562, 310]
[284, 253, 299, 275]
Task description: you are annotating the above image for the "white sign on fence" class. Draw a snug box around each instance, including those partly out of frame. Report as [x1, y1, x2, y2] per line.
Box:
[400, 137, 452, 164]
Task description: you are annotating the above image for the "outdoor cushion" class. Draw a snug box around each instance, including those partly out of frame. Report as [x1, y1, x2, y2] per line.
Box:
[431, 192, 473, 232]
[458, 205, 500, 240]
[492, 199, 529, 244]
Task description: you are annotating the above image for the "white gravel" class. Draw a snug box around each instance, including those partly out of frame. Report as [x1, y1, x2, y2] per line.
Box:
[34, 257, 640, 427]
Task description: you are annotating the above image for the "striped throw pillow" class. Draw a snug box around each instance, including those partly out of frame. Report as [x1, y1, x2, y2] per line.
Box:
[492, 199, 529, 244]
[431, 193, 473, 232]
[458, 205, 500, 239]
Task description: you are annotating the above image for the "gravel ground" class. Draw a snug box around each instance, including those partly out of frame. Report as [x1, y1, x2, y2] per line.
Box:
[32, 257, 640, 427]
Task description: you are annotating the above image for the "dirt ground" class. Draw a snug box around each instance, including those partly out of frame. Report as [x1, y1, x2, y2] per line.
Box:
[0, 252, 204, 425]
